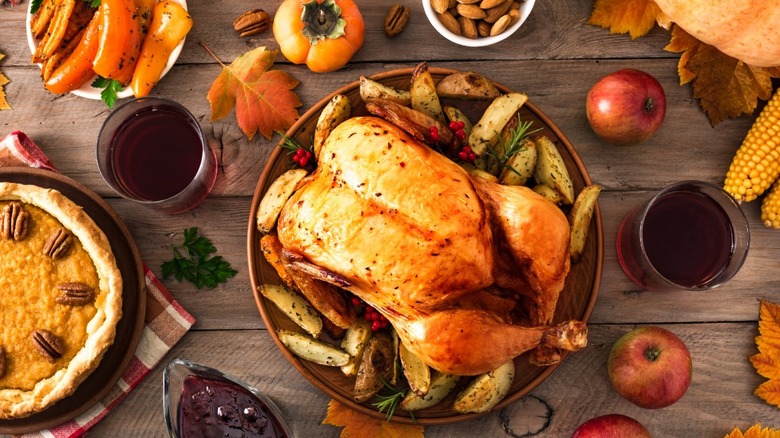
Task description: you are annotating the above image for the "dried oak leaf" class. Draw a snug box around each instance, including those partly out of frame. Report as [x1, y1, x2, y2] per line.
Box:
[207, 46, 301, 140]
[750, 300, 780, 409]
[0, 53, 10, 111]
[665, 25, 780, 126]
[322, 399, 424, 438]
[725, 423, 780, 438]
[587, 0, 661, 40]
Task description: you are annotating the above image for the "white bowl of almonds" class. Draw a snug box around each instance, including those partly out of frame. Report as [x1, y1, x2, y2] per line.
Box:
[422, 0, 535, 47]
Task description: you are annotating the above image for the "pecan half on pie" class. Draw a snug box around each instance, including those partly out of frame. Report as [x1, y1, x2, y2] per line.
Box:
[0, 182, 122, 419]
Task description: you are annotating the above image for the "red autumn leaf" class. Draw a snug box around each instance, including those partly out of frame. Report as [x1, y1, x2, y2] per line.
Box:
[207, 46, 302, 140]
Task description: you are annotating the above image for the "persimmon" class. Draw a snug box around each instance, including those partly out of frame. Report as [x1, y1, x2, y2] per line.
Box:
[273, 0, 364, 73]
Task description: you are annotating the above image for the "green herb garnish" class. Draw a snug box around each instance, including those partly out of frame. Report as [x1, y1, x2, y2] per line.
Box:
[373, 380, 414, 422]
[29, 0, 43, 13]
[161, 227, 238, 289]
[91, 77, 122, 109]
[484, 115, 541, 175]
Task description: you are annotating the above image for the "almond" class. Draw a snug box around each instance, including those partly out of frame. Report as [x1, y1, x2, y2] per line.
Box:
[431, 0, 450, 14]
[484, 0, 512, 23]
[490, 14, 512, 36]
[437, 11, 462, 35]
[480, 0, 506, 8]
[458, 16, 478, 39]
[456, 4, 486, 20]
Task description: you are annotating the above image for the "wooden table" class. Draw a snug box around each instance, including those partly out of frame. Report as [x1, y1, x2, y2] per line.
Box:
[1, 1, 778, 436]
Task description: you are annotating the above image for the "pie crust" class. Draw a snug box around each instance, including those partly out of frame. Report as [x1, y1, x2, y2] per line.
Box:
[0, 182, 123, 419]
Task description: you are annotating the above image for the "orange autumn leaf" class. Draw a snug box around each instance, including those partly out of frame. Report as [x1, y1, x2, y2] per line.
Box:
[751, 300, 780, 409]
[0, 53, 10, 111]
[664, 25, 780, 126]
[587, 0, 661, 40]
[207, 46, 302, 140]
[322, 399, 425, 438]
[725, 423, 780, 438]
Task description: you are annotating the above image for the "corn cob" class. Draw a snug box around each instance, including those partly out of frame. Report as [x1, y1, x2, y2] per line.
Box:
[761, 179, 780, 229]
[723, 89, 780, 202]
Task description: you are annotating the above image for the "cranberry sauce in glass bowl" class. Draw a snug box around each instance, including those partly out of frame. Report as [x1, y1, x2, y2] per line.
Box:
[163, 359, 293, 438]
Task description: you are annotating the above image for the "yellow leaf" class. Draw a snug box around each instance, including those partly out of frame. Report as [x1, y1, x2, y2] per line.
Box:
[322, 399, 425, 438]
[587, 0, 662, 40]
[664, 25, 780, 126]
[752, 300, 780, 409]
[750, 353, 780, 380]
[726, 423, 780, 438]
[0, 53, 10, 111]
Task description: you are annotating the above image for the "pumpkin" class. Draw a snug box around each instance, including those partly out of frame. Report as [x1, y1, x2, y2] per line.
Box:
[654, 0, 780, 67]
[273, 0, 364, 73]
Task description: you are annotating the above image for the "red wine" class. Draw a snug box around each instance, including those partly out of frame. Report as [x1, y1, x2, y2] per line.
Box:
[110, 104, 203, 201]
[641, 191, 733, 288]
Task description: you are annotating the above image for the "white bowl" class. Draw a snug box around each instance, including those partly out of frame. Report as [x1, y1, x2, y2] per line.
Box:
[25, 0, 188, 100]
[422, 0, 535, 47]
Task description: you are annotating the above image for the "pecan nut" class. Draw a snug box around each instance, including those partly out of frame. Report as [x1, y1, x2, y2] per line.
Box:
[384, 4, 410, 38]
[1, 202, 30, 241]
[43, 227, 72, 259]
[0, 346, 5, 378]
[32, 329, 64, 363]
[233, 9, 271, 38]
[56, 282, 96, 306]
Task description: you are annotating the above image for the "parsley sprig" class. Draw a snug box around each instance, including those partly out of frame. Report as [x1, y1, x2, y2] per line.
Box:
[161, 227, 238, 289]
[92, 77, 122, 108]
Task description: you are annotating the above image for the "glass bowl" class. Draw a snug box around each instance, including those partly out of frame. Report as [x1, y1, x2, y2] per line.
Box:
[162, 359, 294, 438]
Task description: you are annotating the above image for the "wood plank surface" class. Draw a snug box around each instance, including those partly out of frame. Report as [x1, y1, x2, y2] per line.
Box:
[1, 0, 778, 436]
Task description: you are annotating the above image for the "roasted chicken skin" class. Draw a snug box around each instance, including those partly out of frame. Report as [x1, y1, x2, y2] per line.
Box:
[275, 116, 586, 376]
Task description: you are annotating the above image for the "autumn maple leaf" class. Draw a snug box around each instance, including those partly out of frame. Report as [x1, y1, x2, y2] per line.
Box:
[206, 46, 302, 140]
[0, 53, 10, 111]
[322, 399, 425, 438]
[725, 423, 780, 438]
[587, 0, 661, 40]
[665, 25, 780, 126]
[751, 300, 780, 409]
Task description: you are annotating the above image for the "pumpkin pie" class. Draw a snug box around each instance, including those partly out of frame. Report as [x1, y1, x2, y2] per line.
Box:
[0, 182, 122, 419]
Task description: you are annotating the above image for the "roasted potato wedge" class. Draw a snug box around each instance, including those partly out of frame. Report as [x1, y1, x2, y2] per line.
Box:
[436, 71, 501, 100]
[277, 329, 350, 367]
[569, 184, 602, 263]
[533, 135, 575, 205]
[359, 76, 411, 106]
[499, 139, 537, 185]
[410, 62, 445, 123]
[400, 372, 460, 412]
[259, 284, 323, 338]
[340, 319, 373, 377]
[532, 184, 565, 205]
[313, 94, 351, 157]
[354, 331, 395, 403]
[469, 93, 528, 156]
[443, 105, 474, 137]
[453, 360, 515, 414]
[256, 168, 308, 234]
[399, 341, 431, 396]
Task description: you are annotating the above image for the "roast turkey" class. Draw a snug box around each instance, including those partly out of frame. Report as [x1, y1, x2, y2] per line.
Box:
[272, 116, 587, 376]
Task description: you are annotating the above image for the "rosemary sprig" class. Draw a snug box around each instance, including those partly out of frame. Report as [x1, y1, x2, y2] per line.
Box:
[372, 380, 414, 422]
[483, 115, 541, 175]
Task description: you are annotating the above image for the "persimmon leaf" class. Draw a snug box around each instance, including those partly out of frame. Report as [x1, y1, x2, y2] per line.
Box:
[587, 0, 661, 40]
[752, 300, 780, 409]
[207, 46, 302, 140]
[664, 25, 780, 126]
[322, 399, 424, 438]
[0, 53, 10, 111]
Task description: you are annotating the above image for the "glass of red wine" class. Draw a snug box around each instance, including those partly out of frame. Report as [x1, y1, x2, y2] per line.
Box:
[96, 97, 217, 214]
[616, 180, 750, 291]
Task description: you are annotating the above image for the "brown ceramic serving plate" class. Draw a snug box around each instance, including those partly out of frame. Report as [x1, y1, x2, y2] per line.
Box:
[247, 67, 603, 425]
[0, 167, 146, 434]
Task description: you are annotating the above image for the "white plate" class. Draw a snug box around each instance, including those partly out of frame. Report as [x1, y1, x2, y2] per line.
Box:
[26, 0, 188, 100]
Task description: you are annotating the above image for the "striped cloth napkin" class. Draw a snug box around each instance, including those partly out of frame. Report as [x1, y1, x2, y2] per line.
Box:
[1, 131, 196, 438]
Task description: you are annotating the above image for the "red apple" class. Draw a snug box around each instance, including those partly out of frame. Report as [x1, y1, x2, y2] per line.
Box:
[608, 326, 692, 409]
[586, 68, 666, 146]
[572, 414, 651, 438]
